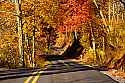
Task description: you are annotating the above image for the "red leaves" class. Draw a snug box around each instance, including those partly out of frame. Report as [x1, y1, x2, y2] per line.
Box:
[58, 0, 91, 32]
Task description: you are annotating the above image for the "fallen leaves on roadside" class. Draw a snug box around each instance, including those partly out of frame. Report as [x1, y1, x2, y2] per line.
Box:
[108, 69, 125, 79]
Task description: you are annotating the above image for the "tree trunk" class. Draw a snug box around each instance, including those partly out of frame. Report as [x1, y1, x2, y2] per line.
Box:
[15, 0, 24, 67]
[90, 26, 96, 63]
[32, 25, 35, 68]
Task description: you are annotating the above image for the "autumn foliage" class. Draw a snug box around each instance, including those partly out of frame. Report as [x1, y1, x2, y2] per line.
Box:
[0, 0, 125, 73]
[57, 0, 91, 32]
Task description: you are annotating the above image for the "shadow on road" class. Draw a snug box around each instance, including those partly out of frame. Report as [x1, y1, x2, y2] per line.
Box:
[0, 60, 118, 83]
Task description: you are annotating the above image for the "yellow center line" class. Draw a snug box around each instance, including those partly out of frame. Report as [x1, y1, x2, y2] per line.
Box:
[27, 61, 71, 83]
[24, 71, 38, 83]
[28, 65, 51, 83]
[32, 74, 40, 83]
[31, 70, 45, 83]
[24, 62, 52, 83]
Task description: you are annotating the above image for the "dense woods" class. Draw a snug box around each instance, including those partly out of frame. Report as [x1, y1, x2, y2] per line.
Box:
[0, 0, 125, 72]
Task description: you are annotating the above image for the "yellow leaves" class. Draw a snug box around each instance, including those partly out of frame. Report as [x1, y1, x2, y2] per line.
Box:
[96, 49, 105, 62]
[55, 32, 65, 47]
[82, 48, 95, 64]
[0, 1, 17, 50]
[80, 33, 90, 48]
[22, 16, 34, 35]
[0, 31, 18, 49]
[21, 0, 59, 28]
[22, 22, 28, 33]
[21, 0, 33, 11]
[36, 0, 59, 24]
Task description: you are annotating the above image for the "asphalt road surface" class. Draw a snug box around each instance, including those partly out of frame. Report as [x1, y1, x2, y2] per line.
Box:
[0, 60, 118, 83]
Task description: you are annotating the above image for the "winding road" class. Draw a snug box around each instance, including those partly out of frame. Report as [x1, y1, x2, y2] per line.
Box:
[0, 60, 118, 83]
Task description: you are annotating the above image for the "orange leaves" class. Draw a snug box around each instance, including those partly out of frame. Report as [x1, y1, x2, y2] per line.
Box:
[58, 0, 91, 32]
[0, 1, 15, 12]
[0, 31, 18, 49]
[0, 1, 16, 22]
[0, 12, 10, 17]
[21, 1, 33, 12]
[67, 0, 76, 5]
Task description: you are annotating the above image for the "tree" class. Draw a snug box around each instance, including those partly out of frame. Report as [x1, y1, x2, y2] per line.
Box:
[14, 0, 24, 66]
[20, 0, 59, 67]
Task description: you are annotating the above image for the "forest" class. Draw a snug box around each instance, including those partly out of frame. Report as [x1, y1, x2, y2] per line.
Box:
[0, 0, 125, 74]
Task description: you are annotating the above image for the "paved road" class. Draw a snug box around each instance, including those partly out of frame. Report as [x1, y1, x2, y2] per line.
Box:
[0, 60, 118, 83]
